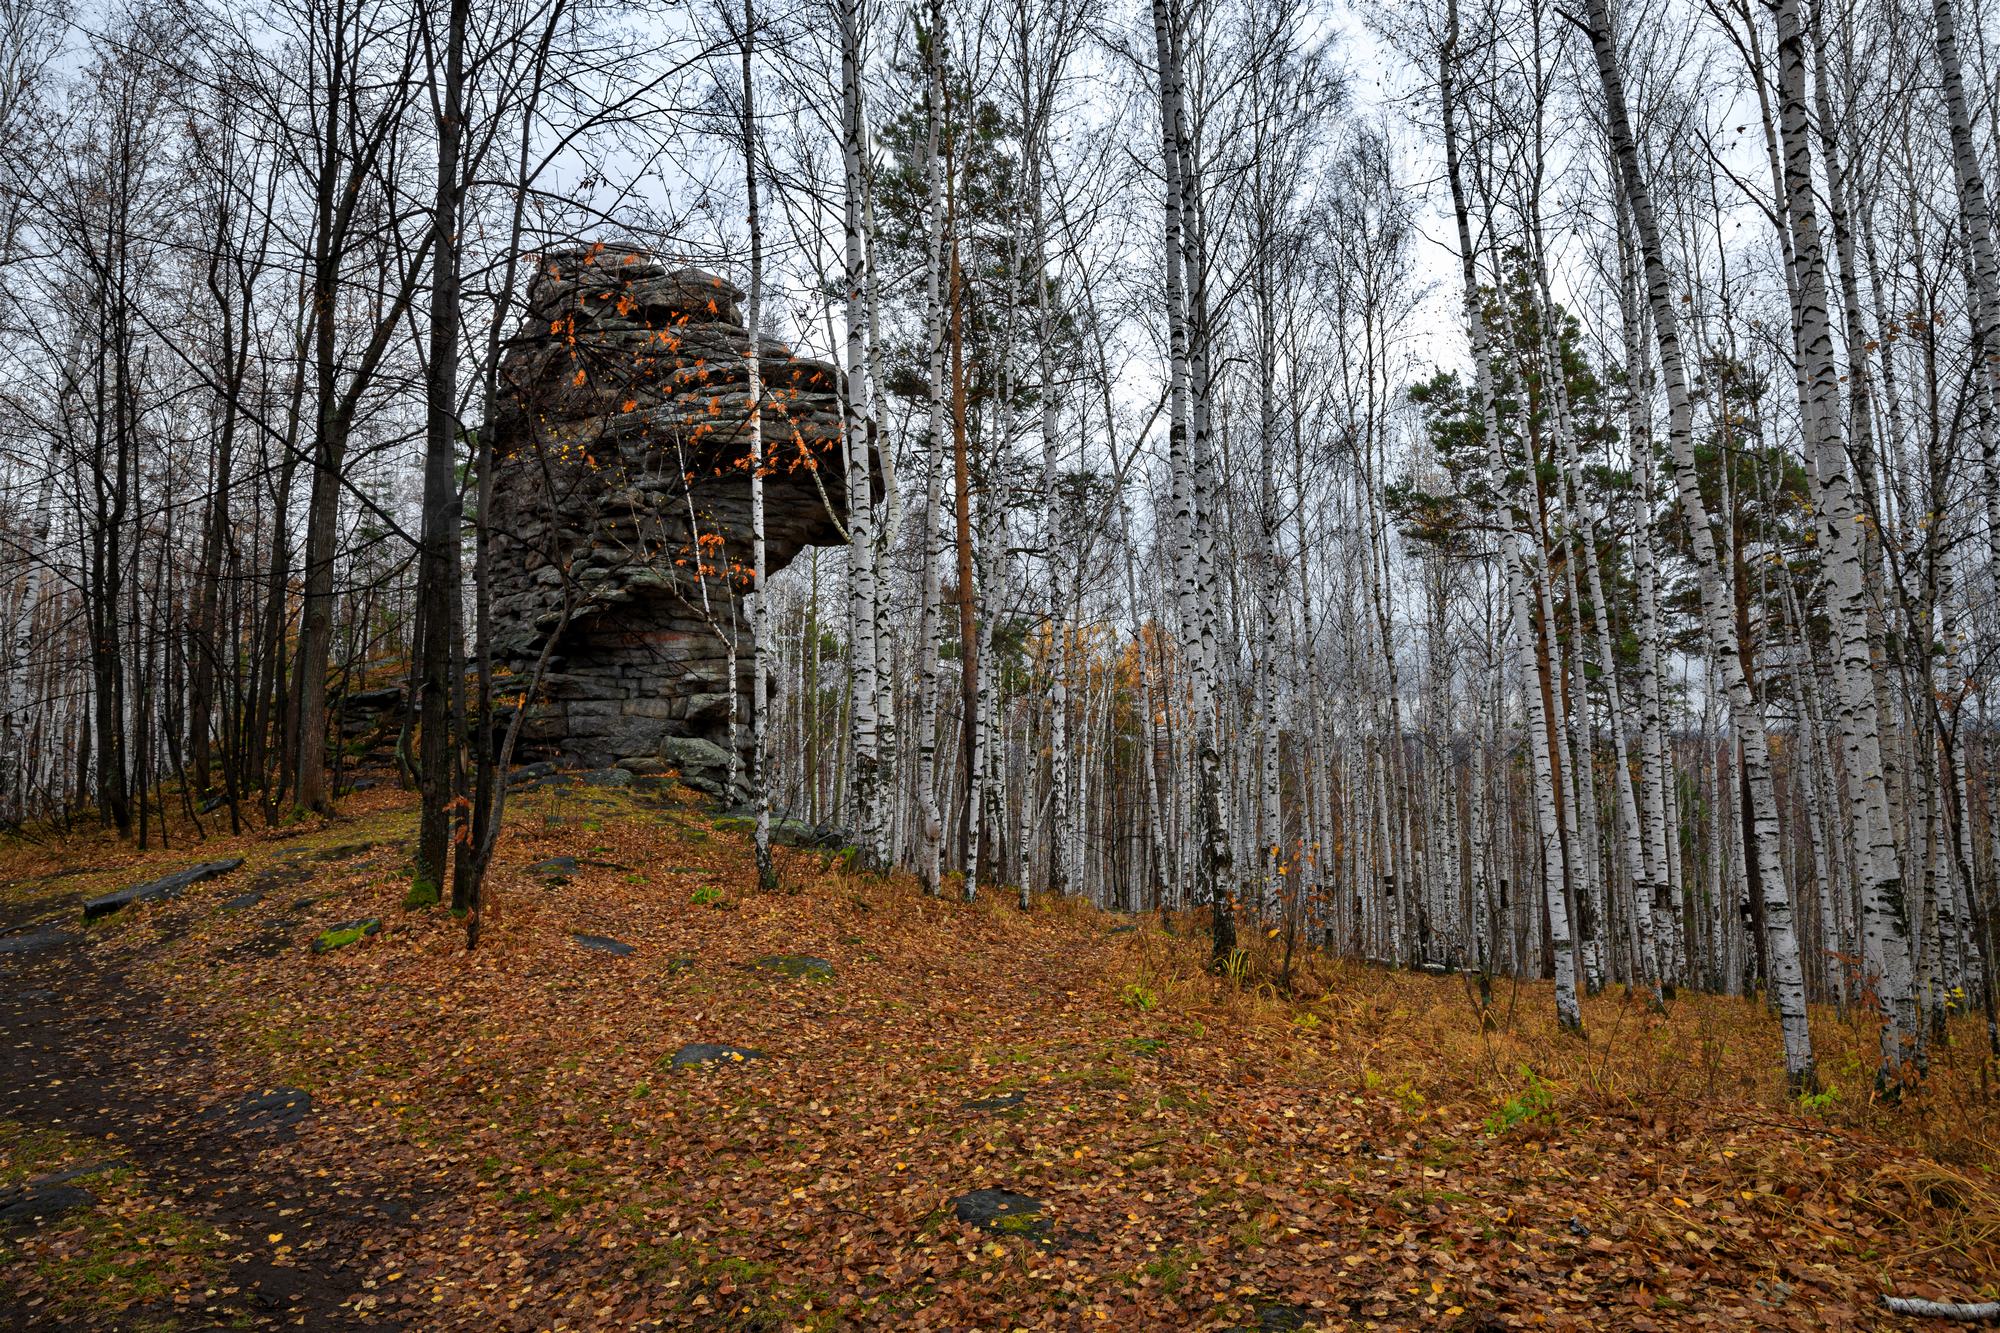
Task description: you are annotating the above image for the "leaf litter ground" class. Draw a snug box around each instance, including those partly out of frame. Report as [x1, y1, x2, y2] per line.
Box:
[3, 779, 1997, 1329]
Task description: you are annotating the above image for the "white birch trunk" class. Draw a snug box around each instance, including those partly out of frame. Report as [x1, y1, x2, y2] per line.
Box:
[741, 0, 775, 891]
[1584, 0, 1815, 1087]
[837, 0, 884, 870]
[1772, 0, 1915, 1078]
[1440, 6, 1580, 1030]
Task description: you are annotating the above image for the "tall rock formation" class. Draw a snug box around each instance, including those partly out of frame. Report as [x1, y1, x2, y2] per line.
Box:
[487, 244, 852, 793]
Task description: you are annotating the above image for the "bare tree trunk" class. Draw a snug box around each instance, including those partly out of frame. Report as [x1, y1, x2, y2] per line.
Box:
[1581, 0, 1815, 1089]
[1772, 0, 1914, 1081]
[1440, 0, 1579, 1032]
[838, 0, 884, 873]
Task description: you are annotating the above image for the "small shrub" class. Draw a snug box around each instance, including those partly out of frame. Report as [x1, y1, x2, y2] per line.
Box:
[1796, 1086, 1838, 1116]
[690, 885, 726, 908]
[1122, 982, 1160, 1013]
[1484, 1066, 1556, 1135]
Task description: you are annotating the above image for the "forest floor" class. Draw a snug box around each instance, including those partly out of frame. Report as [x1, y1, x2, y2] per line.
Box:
[2, 777, 1998, 1331]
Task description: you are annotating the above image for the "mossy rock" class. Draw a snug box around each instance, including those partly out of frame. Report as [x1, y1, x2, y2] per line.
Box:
[527, 856, 579, 885]
[755, 954, 833, 981]
[310, 917, 382, 954]
[950, 1189, 1050, 1244]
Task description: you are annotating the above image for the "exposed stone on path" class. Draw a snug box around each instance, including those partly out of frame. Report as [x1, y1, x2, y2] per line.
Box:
[572, 933, 634, 957]
[1234, 1302, 1315, 1332]
[310, 918, 381, 953]
[209, 1088, 313, 1140]
[311, 842, 378, 863]
[82, 858, 245, 921]
[961, 1091, 1027, 1112]
[249, 862, 316, 891]
[0, 1182, 95, 1228]
[0, 923, 76, 954]
[756, 954, 833, 981]
[670, 1042, 764, 1069]
[0, 1163, 112, 1227]
[950, 1189, 1050, 1243]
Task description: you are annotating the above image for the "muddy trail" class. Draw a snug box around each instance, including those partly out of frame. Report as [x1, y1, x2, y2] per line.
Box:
[1, 861, 411, 1330]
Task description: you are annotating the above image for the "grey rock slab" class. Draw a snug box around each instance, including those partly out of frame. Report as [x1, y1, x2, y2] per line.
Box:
[24, 1162, 115, 1188]
[658, 736, 734, 781]
[82, 858, 244, 921]
[528, 856, 580, 883]
[210, 1088, 312, 1139]
[961, 1091, 1027, 1113]
[310, 842, 379, 863]
[0, 1183, 94, 1228]
[950, 1189, 1050, 1243]
[1235, 1303, 1315, 1333]
[578, 767, 632, 787]
[669, 1042, 764, 1069]
[572, 933, 634, 957]
[755, 954, 833, 981]
[0, 923, 76, 955]
[714, 815, 849, 850]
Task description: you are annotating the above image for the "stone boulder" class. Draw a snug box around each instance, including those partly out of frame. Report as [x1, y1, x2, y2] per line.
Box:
[83, 859, 244, 921]
[486, 244, 870, 791]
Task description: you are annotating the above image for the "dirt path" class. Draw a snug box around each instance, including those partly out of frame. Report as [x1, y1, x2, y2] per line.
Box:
[1, 880, 406, 1330]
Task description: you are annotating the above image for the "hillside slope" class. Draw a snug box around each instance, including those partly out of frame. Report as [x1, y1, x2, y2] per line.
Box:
[3, 779, 1996, 1330]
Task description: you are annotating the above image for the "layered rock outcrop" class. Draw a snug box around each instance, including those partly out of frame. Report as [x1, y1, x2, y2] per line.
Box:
[487, 244, 852, 790]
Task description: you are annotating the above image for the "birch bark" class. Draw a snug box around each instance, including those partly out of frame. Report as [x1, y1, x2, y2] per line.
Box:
[1582, 0, 1815, 1087]
[1772, 0, 1915, 1077]
[1441, 0, 1580, 1031]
